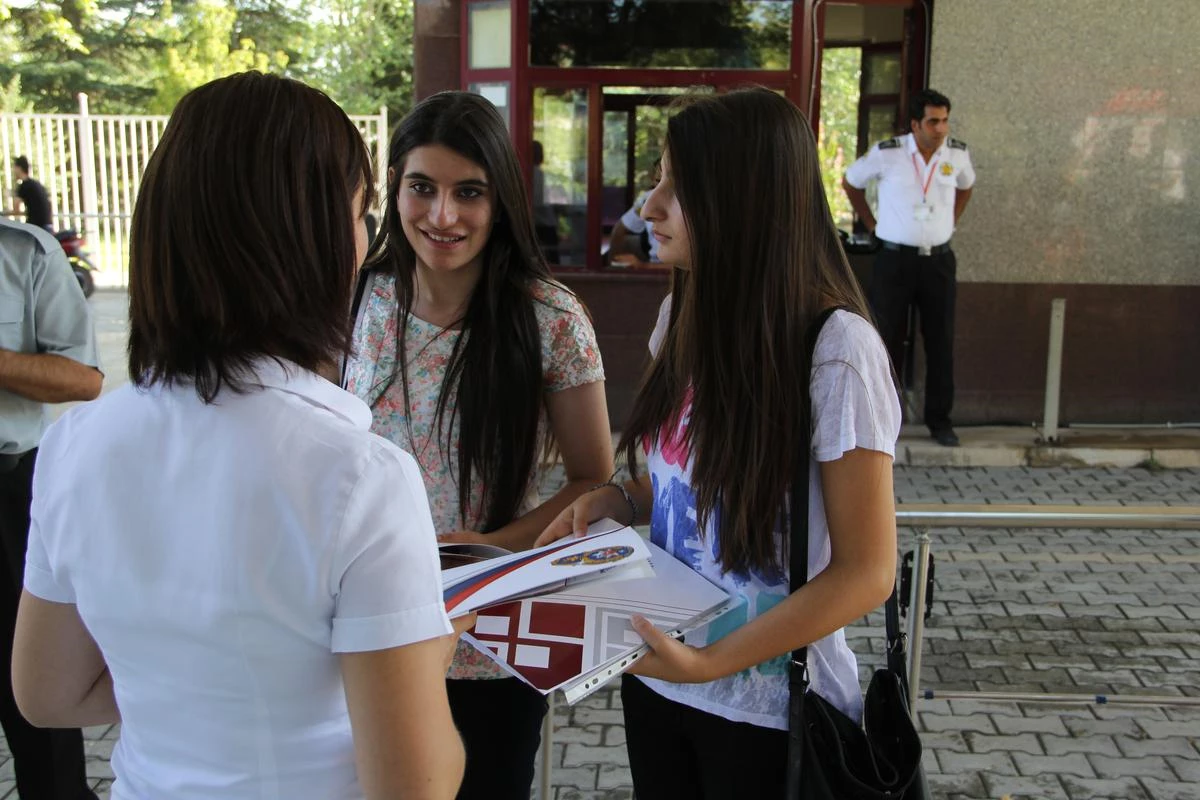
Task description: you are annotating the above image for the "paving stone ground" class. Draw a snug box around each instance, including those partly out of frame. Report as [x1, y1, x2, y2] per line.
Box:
[538, 465, 1200, 800]
[1, 292, 1195, 799]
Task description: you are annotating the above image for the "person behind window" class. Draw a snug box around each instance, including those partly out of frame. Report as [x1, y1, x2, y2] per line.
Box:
[539, 88, 900, 798]
[531, 139, 559, 264]
[608, 159, 663, 268]
[344, 91, 614, 800]
[12, 71, 467, 800]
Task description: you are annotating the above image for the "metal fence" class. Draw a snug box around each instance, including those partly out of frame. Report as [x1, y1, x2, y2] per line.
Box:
[2, 94, 388, 286]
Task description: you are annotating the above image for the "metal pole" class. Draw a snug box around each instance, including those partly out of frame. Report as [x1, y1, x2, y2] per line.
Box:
[376, 105, 388, 210]
[538, 693, 554, 800]
[906, 528, 931, 711]
[1041, 298, 1066, 443]
[76, 93, 97, 235]
[921, 689, 1200, 708]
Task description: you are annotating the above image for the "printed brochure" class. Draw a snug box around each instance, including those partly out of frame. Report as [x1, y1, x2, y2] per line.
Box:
[455, 520, 732, 704]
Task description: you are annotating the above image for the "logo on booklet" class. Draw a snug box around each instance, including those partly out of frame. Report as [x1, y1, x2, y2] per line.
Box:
[553, 546, 634, 567]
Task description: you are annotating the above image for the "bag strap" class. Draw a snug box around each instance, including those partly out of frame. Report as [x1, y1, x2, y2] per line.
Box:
[787, 307, 908, 690]
[788, 306, 840, 689]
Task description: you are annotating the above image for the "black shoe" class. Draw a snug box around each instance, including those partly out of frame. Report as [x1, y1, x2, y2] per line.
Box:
[931, 427, 960, 447]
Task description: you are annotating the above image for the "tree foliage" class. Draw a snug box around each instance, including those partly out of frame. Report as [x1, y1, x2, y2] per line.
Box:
[818, 46, 861, 230]
[0, 0, 413, 116]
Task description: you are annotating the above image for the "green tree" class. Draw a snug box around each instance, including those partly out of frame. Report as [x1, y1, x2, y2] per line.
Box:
[147, 0, 285, 113]
[817, 47, 861, 230]
[307, 0, 414, 117]
[0, 0, 415, 117]
[0, 74, 32, 112]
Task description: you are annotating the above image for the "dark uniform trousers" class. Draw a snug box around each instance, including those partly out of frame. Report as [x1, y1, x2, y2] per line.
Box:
[868, 246, 957, 432]
[0, 449, 97, 800]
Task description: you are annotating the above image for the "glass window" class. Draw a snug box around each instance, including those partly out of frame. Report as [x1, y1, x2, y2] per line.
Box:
[866, 102, 898, 147]
[468, 82, 511, 129]
[530, 0, 792, 70]
[599, 87, 696, 267]
[532, 88, 589, 266]
[864, 51, 902, 95]
[818, 47, 861, 231]
[469, 1, 512, 69]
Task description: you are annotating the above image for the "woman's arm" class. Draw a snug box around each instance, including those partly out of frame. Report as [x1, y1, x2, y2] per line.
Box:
[627, 447, 898, 683]
[441, 380, 614, 551]
[341, 632, 466, 800]
[12, 590, 119, 727]
[534, 472, 654, 546]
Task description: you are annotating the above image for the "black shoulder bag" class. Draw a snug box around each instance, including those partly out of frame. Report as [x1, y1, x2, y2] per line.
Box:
[784, 308, 928, 800]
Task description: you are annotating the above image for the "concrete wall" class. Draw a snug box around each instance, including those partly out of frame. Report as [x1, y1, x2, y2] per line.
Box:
[932, 0, 1200, 286]
[927, 0, 1199, 424]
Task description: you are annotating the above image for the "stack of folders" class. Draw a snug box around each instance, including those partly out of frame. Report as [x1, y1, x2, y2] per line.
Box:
[439, 519, 733, 704]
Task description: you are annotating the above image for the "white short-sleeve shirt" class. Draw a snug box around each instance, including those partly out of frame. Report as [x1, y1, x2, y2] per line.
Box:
[844, 132, 976, 249]
[25, 358, 452, 800]
[635, 302, 901, 730]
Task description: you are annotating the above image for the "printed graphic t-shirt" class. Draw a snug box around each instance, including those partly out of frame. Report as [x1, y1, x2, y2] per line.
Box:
[636, 305, 901, 730]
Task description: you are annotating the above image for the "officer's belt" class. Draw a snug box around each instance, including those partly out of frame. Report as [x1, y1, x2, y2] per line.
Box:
[878, 239, 952, 257]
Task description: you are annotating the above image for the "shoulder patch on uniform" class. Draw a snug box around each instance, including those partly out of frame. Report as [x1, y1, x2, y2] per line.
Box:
[878, 137, 902, 150]
[948, 137, 968, 151]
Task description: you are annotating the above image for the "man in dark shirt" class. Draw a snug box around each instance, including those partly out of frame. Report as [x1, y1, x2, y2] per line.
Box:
[9, 157, 53, 230]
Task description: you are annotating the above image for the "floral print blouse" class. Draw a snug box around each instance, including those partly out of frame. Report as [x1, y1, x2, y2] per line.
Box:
[345, 270, 605, 679]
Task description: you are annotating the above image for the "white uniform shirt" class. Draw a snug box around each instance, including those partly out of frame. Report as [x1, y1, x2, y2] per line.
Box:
[845, 132, 976, 249]
[619, 191, 660, 261]
[24, 359, 452, 800]
[636, 301, 901, 730]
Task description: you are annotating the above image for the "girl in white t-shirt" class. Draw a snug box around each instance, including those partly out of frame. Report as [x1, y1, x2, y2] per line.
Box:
[539, 87, 902, 798]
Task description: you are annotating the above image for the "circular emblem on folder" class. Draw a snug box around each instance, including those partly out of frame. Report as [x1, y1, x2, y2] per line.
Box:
[553, 546, 634, 566]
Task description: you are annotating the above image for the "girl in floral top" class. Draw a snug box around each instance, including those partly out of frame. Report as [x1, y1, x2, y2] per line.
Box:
[344, 91, 613, 799]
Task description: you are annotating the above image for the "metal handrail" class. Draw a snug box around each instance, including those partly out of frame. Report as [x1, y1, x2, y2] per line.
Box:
[898, 503, 1200, 710]
[897, 503, 1200, 529]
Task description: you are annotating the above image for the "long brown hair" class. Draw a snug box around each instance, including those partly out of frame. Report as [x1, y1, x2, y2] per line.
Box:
[620, 87, 872, 575]
[364, 91, 556, 533]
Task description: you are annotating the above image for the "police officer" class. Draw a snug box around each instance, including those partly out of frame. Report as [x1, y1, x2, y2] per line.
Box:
[843, 89, 975, 447]
[0, 216, 102, 799]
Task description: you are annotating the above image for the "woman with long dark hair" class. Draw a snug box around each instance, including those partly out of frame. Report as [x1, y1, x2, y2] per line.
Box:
[345, 91, 613, 798]
[539, 87, 901, 798]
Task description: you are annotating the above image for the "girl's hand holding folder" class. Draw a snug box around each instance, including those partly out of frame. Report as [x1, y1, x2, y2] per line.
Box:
[626, 614, 715, 684]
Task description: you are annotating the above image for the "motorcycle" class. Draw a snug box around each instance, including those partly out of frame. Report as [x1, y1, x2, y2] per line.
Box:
[54, 229, 96, 298]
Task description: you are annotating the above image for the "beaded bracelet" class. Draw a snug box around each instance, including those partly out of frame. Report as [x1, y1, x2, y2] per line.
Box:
[592, 475, 638, 526]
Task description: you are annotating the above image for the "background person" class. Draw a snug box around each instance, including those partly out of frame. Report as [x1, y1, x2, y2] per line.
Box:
[345, 91, 613, 800]
[9, 156, 53, 230]
[0, 214, 101, 800]
[531, 140, 559, 264]
[12, 72, 466, 800]
[538, 88, 901, 798]
[842, 88, 975, 447]
[608, 160, 662, 268]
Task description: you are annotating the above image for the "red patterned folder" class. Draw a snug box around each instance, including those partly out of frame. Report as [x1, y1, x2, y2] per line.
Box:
[463, 530, 731, 704]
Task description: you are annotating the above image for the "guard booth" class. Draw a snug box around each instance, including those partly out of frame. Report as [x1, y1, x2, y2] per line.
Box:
[415, 0, 933, 426]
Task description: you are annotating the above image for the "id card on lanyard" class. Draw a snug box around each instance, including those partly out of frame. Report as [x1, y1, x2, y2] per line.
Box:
[912, 153, 937, 221]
